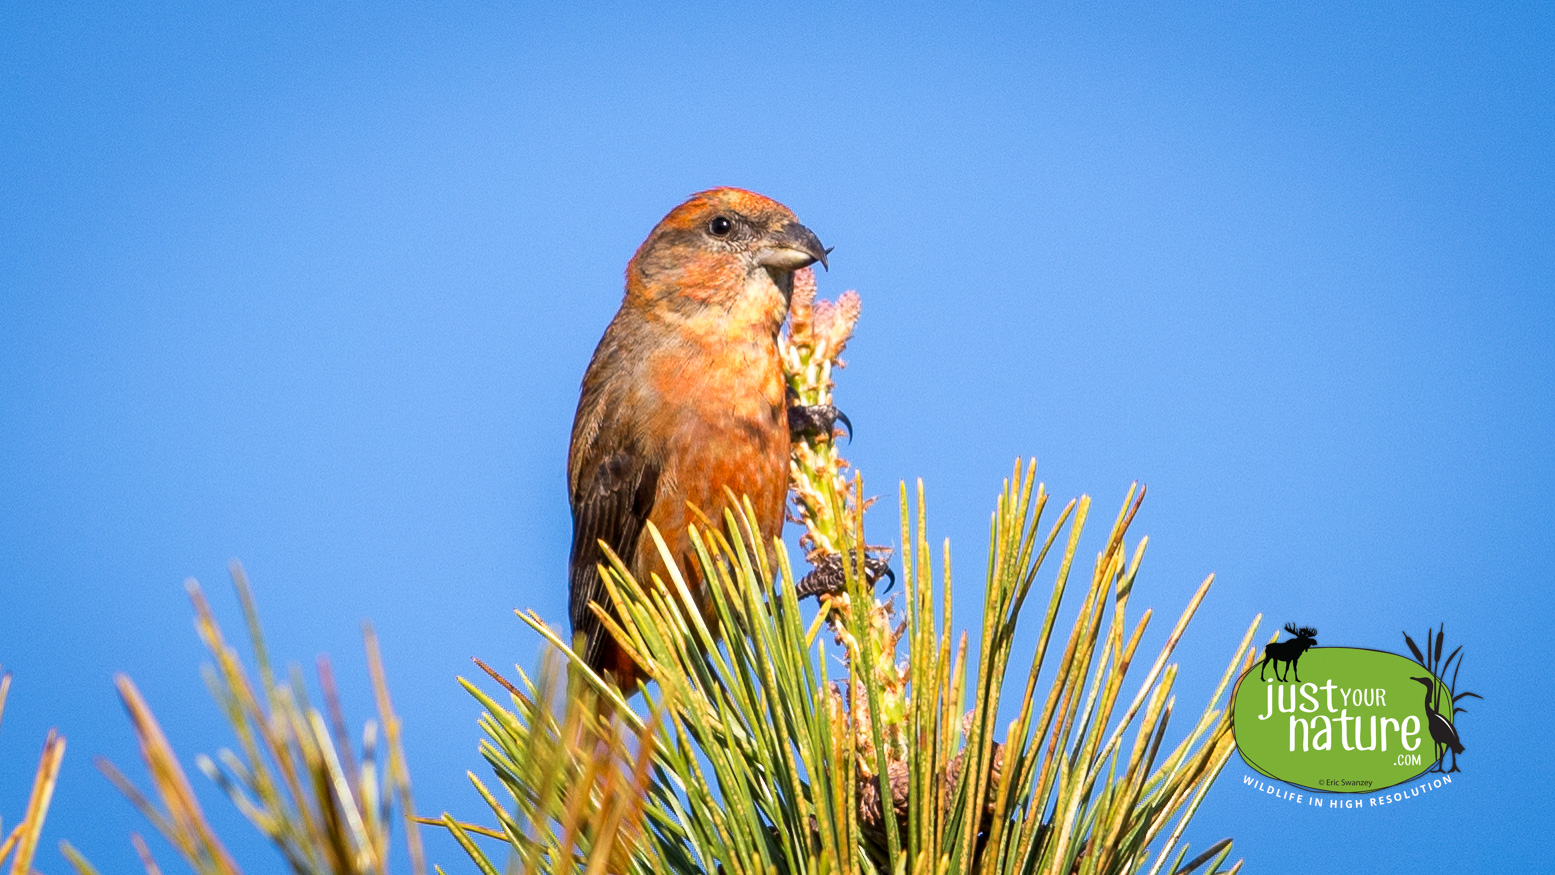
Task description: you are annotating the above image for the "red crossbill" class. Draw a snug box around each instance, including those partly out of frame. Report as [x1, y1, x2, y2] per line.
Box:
[568, 187, 829, 688]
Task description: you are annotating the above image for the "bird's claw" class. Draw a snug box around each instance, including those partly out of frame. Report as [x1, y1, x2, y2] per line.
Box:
[795, 552, 894, 599]
[789, 403, 853, 444]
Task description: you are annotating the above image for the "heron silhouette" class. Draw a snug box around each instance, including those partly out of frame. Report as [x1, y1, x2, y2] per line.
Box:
[1410, 676, 1464, 773]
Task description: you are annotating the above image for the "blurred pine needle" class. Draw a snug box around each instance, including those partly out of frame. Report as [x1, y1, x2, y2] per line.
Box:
[74, 564, 425, 875]
[0, 668, 67, 875]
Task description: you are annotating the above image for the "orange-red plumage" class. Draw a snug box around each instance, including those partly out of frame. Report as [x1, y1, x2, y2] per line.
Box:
[567, 188, 828, 687]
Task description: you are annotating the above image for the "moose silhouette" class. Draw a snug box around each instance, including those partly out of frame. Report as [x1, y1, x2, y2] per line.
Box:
[1258, 623, 1318, 683]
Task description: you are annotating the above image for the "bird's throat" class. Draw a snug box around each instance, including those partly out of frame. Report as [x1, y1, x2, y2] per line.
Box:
[737, 267, 792, 334]
[766, 267, 795, 304]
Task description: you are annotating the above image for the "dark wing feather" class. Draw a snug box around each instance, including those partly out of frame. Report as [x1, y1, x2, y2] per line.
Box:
[569, 448, 659, 673]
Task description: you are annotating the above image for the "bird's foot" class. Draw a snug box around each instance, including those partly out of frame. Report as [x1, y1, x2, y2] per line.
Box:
[789, 403, 852, 443]
[795, 551, 894, 599]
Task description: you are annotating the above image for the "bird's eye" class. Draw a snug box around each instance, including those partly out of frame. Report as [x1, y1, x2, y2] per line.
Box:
[708, 216, 733, 237]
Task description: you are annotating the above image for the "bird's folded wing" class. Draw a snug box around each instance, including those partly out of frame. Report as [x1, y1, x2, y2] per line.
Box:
[568, 448, 660, 672]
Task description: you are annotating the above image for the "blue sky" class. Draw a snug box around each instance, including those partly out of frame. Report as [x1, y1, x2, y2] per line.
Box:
[2, 3, 1550, 872]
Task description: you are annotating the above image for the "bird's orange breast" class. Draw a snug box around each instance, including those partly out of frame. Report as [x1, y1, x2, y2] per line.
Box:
[633, 333, 788, 600]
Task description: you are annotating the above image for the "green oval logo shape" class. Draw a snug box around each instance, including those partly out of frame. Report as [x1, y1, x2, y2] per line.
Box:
[1230, 647, 1453, 793]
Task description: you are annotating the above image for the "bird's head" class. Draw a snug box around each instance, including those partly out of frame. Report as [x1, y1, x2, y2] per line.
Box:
[624, 188, 829, 323]
[1410, 676, 1435, 688]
